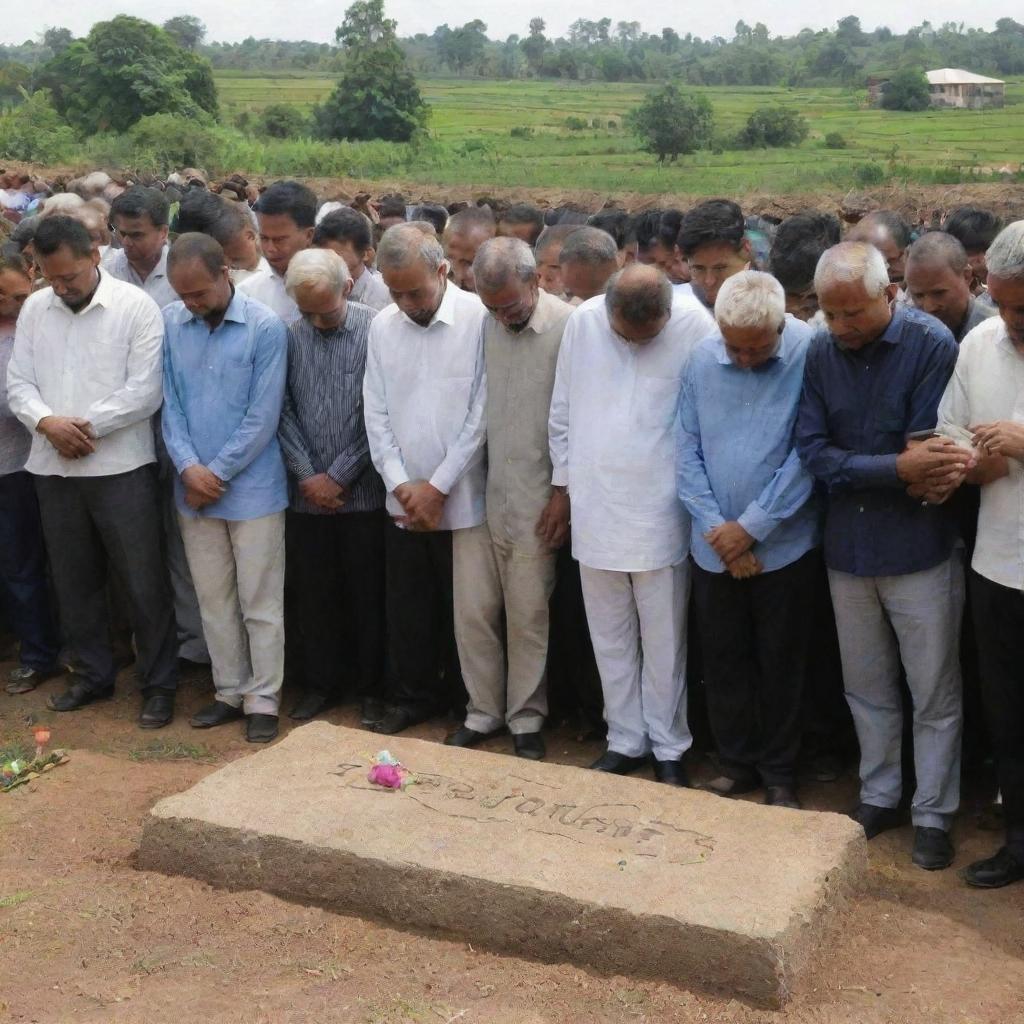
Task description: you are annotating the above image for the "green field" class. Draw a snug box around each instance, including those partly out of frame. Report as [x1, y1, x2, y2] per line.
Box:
[213, 72, 1024, 194]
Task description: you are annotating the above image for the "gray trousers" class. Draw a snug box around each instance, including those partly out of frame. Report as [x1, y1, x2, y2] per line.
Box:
[34, 466, 178, 696]
[179, 511, 285, 715]
[453, 523, 556, 735]
[828, 553, 964, 829]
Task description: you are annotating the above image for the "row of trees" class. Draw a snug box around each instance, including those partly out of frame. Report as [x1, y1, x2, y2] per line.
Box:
[6, 14, 1021, 87]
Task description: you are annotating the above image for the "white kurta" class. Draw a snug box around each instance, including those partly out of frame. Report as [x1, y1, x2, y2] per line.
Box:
[238, 265, 300, 323]
[548, 293, 715, 572]
[102, 243, 178, 309]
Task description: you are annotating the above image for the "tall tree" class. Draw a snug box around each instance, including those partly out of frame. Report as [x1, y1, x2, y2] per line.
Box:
[42, 27, 74, 55]
[162, 16, 207, 51]
[313, 0, 427, 142]
[41, 15, 217, 134]
[626, 82, 714, 162]
[520, 17, 547, 73]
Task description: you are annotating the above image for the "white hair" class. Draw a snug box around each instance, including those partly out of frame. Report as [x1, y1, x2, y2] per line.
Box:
[814, 241, 890, 299]
[315, 201, 345, 225]
[377, 223, 446, 273]
[986, 221, 1024, 281]
[473, 236, 536, 292]
[40, 193, 85, 217]
[285, 248, 351, 297]
[715, 270, 785, 331]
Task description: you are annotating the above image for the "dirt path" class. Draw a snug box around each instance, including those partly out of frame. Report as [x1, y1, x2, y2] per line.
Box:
[2, 665, 1023, 1024]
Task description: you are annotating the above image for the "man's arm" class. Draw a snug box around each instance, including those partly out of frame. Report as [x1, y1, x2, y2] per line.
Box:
[548, 318, 575, 488]
[206, 317, 288, 482]
[84, 297, 165, 436]
[737, 447, 815, 541]
[362, 325, 409, 493]
[277, 362, 317, 483]
[427, 326, 487, 496]
[160, 323, 201, 474]
[675, 362, 726, 533]
[7, 302, 55, 431]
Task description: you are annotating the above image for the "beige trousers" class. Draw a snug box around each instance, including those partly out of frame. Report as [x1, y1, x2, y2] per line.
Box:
[178, 511, 286, 715]
[453, 523, 557, 734]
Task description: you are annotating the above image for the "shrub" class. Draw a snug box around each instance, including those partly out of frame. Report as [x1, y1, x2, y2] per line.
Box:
[257, 103, 309, 139]
[880, 67, 930, 112]
[509, 125, 534, 138]
[824, 131, 848, 149]
[736, 106, 809, 149]
[564, 115, 587, 131]
[127, 113, 223, 171]
[0, 91, 76, 163]
[856, 161, 886, 185]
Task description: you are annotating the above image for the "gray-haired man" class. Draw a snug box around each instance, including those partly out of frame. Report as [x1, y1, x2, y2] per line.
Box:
[448, 238, 573, 760]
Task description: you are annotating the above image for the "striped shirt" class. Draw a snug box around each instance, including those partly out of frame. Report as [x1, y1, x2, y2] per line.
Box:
[278, 301, 385, 515]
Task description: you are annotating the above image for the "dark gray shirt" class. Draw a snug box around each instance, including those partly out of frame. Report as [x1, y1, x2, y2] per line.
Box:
[278, 302, 385, 515]
[0, 329, 32, 476]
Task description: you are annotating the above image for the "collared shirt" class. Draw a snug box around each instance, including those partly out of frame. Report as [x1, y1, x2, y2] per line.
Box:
[363, 283, 487, 531]
[937, 315, 1024, 590]
[953, 296, 996, 343]
[0, 326, 32, 476]
[678, 316, 819, 574]
[230, 256, 271, 286]
[162, 290, 288, 521]
[795, 305, 959, 577]
[350, 268, 392, 312]
[8, 271, 164, 478]
[484, 289, 573, 550]
[102, 243, 178, 308]
[549, 293, 715, 572]
[279, 302, 385, 516]
[238, 265, 300, 324]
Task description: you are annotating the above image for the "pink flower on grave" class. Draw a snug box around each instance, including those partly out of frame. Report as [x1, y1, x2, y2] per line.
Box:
[368, 763, 406, 789]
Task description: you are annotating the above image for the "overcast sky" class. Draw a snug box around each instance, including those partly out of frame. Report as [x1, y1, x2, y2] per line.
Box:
[1, 1, 1011, 47]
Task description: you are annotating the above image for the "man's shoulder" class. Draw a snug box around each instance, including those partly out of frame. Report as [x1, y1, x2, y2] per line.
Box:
[19, 286, 54, 322]
[959, 313, 1005, 356]
[899, 305, 957, 352]
[101, 273, 162, 316]
[237, 267, 274, 295]
[345, 301, 376, 336]
[689, 331, 725, 369]
[236, 291, 287, 335]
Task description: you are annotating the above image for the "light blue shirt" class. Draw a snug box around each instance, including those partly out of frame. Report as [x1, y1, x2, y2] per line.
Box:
[162, 289, 288, 521]
[677, 316, 819, 574]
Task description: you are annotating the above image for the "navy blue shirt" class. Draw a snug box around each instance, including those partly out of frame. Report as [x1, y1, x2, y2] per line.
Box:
[795, 306, 959, 577]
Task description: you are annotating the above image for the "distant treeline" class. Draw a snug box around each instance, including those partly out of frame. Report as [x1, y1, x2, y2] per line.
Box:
[3, 16, 1024, 87]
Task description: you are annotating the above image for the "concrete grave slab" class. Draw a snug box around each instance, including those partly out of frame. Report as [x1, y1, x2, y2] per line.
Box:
[139, 722, 866, 1007]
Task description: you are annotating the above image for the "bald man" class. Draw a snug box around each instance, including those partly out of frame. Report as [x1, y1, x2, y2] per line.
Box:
[549, 264, 714, 784]
[443, 207, 496, 293]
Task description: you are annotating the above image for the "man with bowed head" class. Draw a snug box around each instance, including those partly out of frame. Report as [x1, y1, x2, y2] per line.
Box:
[796, 241, 970, 870]
[363, 224, 488, 735]
[549, 263, 714, 784]
[677, 271, 818, 809]
[448, 237, 573, 760]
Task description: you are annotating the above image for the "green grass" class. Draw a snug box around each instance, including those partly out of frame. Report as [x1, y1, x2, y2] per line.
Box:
[211, 73, 1024, 194]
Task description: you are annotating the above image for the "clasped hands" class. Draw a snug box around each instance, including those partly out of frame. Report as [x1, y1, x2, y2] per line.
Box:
[899, 426, 1020, 504]
[37, 415, 95, 459]
[299, 472, 347, 511]
[705, 521, 761, 579]
[181, 465, 227, 510]
[393, 480, 446, 531]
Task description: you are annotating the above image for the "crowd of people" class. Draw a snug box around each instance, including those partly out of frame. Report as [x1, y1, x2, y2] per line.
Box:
[1, 167, 1023, 892]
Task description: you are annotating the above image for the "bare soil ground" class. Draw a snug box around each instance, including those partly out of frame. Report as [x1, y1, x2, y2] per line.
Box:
[2, 662, 1023, 1024]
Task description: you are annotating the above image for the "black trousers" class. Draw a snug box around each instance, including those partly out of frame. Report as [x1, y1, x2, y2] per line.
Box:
[34, 466, 178, 696]
[692, 550, 816, 786]
[971, 570, 1024, 850]
[286, 509, 386, 700]
[384, 523, 462, 713]
[0, 470, 58, 670]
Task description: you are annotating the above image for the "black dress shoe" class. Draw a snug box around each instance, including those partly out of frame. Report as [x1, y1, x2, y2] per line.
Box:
[5, 664, 63, 695]
[139, 693, 175, 729]
[445, 725, 504, 748]
[652, 758, 689, 787]
[765, 785, 801, 809]
[360, 696, 386, 727]
[849, 802, 904, 840]
[246, 713, 279, 743]
[373, 705, 432, 735]
[48, 679, 114, 712]
[514, 732, 546, 761]
[190, 700, 244, 729]
[589, 750, 647, 775]
[703, 772, 761, 797]
[289, 691, 332, 721]
[961, 846, 1024, 888]
[912, 826, 954, 871]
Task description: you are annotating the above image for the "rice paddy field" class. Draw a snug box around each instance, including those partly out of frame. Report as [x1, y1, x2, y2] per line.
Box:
[214, 72, 1024, 194]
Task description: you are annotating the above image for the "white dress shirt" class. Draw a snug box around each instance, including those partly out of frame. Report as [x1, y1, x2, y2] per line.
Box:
[7, 270, 165, 477]
[101, 243, 178, 309]
[350, 268, 392, 312]
[363, 283, 487, 531]
[937, 315, 1024, 590]
[549, 293, 714, 572]
[230, 255, 271, 286]
[238, 265, 300, 323]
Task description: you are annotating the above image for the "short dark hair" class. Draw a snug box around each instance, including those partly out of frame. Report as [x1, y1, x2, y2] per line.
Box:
[446, 206, 496, 238]
[657, 210, 684, 250]
[33, 216, 94, 260]
[253, 180, 318, 229]
[110, 186, 170, 229]
[858, 209, 912, 250]
[942, 206, 1004, 255]
[208, 202, 254, 248]
[10, 218, 37, 251]
[677, 199, 745, 257]
[168, 232, 227, 279]
[377, 193, 407, 220]
[632, 209, 665, 251]
[175, 190, 228, 236]
[499, 203, 545, 244]
[769, 213, 842, 292]
[534, 224, 579, 259]
[0, 252, 30, 278]
[906, 231, 969, 275]
[411, 204, 449, 236]
[313, 208, 373, 255]
[587, 209, 635, 250]
[559, 226, 618, 266]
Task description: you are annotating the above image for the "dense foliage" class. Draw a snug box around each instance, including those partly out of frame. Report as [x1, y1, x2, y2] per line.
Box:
[880, 67, 932, 111]
[626, 84, 715, 162]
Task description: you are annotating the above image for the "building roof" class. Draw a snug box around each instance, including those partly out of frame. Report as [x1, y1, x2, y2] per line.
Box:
[926, 68, 1004, 86]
